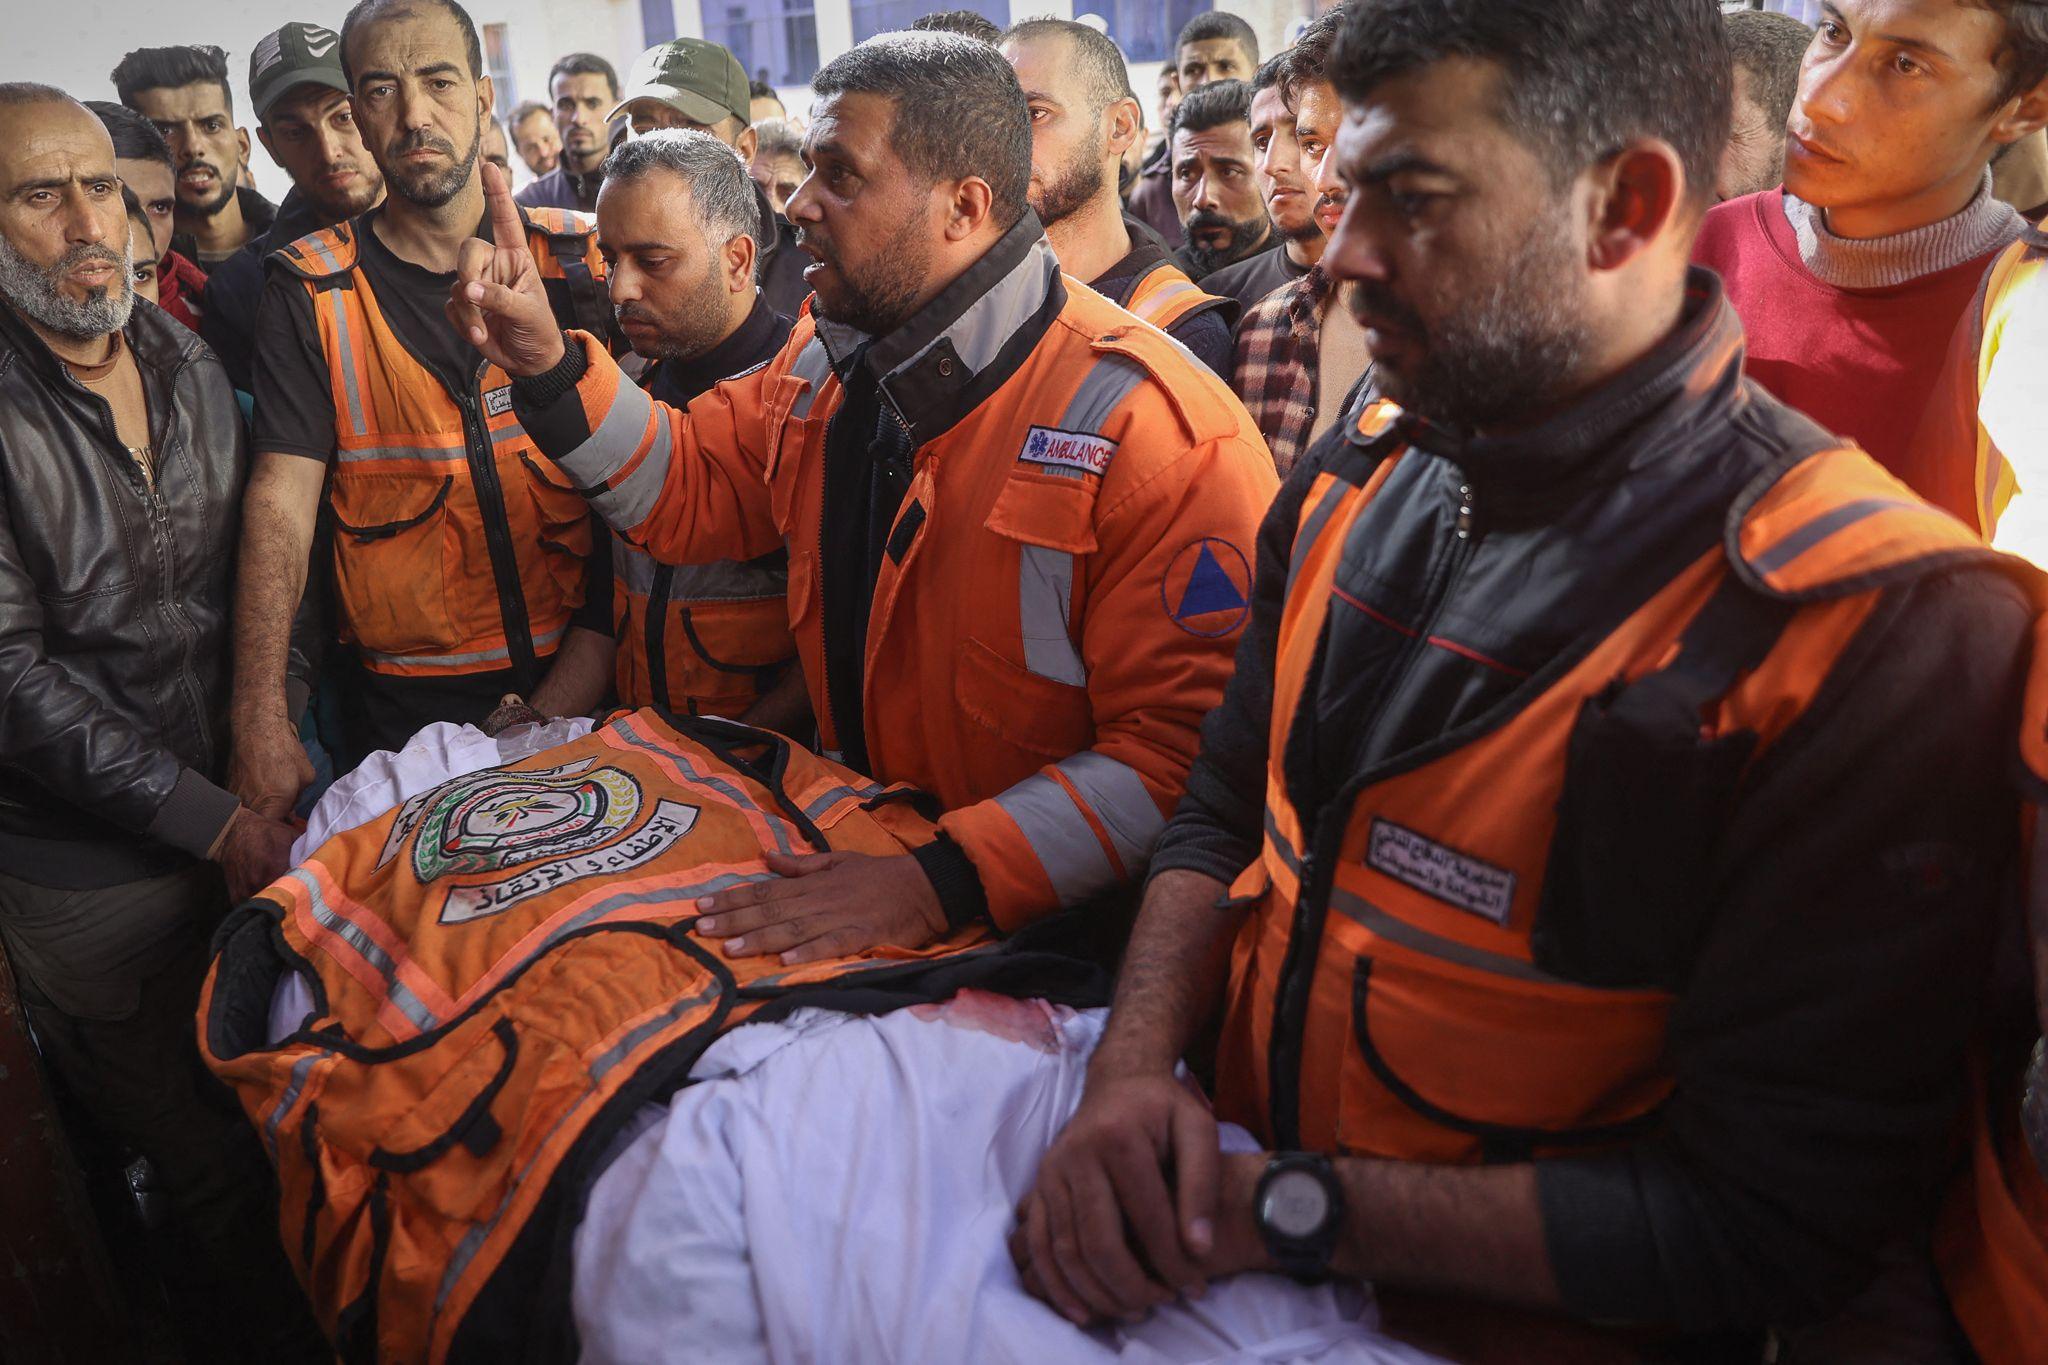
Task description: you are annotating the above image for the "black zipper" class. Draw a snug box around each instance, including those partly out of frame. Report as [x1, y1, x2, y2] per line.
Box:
[646, 562, 674, 709]
[1266, 475, 1484, 1150]
[71, 359, 214, 762]
[460, 367, 538, 683]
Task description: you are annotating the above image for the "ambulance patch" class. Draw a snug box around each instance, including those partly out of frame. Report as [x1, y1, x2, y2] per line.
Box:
[380, 759, 699, 924]
[483, 385, 514, 417]
[1019, 425, 1115, 476]
[1365, 819, 1516, 926]
[1161, 537, 1252, 637]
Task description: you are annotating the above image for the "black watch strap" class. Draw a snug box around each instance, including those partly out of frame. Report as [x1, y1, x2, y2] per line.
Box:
[1256, 1152, 1344, 1284]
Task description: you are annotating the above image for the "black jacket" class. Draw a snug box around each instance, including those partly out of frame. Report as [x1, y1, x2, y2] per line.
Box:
[1153, 274, 2033, 1332]
[201, 187, 321, 394]
[170, 183, 277, 268]
[0, 300, 247, 887]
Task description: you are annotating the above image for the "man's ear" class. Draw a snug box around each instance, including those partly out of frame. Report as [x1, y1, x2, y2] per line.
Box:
[477, 75, 496, 125]
[735, 124, 758, 164]
[236, 125, 251, 166]
[725, 230, 757, 292]
[1992, 73, 2048, 146]
[1585, 138, 1683, 273]
[1105, 96, 1141, 161]
[255, 126, 276, 164]
[944, 176, 996, 240]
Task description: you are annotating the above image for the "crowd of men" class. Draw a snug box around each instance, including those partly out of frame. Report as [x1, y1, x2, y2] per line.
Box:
[1, 0, 2046, 1360]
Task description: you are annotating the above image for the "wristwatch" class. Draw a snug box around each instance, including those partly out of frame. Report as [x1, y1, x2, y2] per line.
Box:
[1254, 1152, 1344, 1283]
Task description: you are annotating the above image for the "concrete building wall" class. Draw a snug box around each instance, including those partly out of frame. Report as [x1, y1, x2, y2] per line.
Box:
[15, 1, 1312, 194]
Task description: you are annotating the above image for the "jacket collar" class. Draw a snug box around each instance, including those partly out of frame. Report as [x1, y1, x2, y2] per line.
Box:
[1361, 268, 1749, 517]
[813, 210, 1064, 447]
[0, 291, 200, 386]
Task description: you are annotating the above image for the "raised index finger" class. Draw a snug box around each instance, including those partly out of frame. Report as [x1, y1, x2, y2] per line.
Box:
[481, 159, 525, 248]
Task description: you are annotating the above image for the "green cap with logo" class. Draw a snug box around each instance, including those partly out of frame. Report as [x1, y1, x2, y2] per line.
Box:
[248, 22, 350, 123]
[606, 38, 750, 126]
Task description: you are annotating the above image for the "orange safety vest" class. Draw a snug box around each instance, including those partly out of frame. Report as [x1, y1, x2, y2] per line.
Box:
[275, 209, 610, 678]
[1116, 257, 1238, 337]
[199, 710, 1092, 1363]
[1214, 402, 2007, 1160]
[1917, 227, 2046, 541]
[609, 537, 797, 716]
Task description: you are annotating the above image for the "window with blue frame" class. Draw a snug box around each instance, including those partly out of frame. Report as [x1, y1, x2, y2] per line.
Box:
[707, 0, 821, 87]
[1084, 0, 1211, 64]
[850, 0, 1008, 43]
[641, 0, 678, 48]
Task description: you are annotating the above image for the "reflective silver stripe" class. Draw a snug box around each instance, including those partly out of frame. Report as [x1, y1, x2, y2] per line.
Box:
[788, 338, 833, 420]
[326, 289, 369, 437]
[288, 869, 438, 1032]
[1263, 809, 1302, 873]
[297, 233, 348, 275]
[1054, 751, 1164, 876]
[802, 781, 886, 821]
[554, 369, 655, 490]
[363, 623, 567, 670]
[614, 538, 662, 595]
[1060, 353, 1149, 435]
[1133, 278, 1200, 326]
[1018, 543, 1085, 685]
[334, 441, 469, 465]
[586, 399, 672, 531]
[613, 540, 787, 601]
[1329, 888, 1571, 986]
[262, 1049, 326, 1161]
[995, 771, 1116, 904]
[1748, 497, 1923, 576]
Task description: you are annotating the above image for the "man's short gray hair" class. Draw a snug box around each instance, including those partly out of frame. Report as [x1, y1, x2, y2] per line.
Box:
[603, 130, 763, 271]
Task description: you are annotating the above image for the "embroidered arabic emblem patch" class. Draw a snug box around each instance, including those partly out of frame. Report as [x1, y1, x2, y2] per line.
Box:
[1161, 537, 1252, 637]
[378, 759, 699, 924]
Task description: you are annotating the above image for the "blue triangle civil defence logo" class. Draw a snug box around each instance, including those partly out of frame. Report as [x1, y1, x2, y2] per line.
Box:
[1175, 542, 1249, 621]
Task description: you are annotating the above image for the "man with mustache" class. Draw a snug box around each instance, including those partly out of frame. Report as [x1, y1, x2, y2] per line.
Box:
[1000, 18, 1238, 377]
[1131, 13, 1260, 249]
[228, 0, 615, 850]
[511, 100, 561, 179]
[87, 101, 210, 331]
[1015, 0, 2044, 1356]
[1169, 79, 1275, 282]
[1201, 50, 1331, 309]
[0, 83, 323, 1362]
[1694, 0, 2048, 535]
[536, 129, 809, 730]
[1229, 10, 1370, 476]
[516, 52, 618, 215]
[111, 44, 275, 267]
[451, 31, 1275, 962]
[202, 22, 387, 397]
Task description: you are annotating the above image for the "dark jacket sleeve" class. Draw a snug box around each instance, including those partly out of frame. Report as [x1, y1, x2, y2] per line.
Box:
[1167, 307, 1236, 381]
[1148, 432, 1331, 886]
[199, 246, 260, 394]
[1538, 567, 2033, 1330]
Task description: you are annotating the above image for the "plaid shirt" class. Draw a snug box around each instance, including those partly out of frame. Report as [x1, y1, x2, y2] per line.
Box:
[1230, 266, 1333, 476]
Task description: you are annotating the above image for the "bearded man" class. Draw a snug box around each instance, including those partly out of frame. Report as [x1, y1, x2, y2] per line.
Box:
[229, 0, 616, 854]
[0, 83, 322, 1363]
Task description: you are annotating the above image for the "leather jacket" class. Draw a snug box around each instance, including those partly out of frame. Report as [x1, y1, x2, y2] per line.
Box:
[0, 298, 246, 887]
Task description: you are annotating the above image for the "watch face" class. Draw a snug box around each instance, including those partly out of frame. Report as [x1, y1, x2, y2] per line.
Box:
[1260, 1168, 1330, 1239]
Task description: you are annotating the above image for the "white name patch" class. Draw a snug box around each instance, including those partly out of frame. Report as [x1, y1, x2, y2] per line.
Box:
[1365, 819, 1517, 926]
[483, 385, 514, 417]
[1019, 425, 1115, 475]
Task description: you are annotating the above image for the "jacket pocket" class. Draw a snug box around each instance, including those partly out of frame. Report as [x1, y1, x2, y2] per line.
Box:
[516, 450, 593, 609]
[957, 635, 1094, 763]
[328, 469, 457, 656]
[1339, 952, 1670, 1164]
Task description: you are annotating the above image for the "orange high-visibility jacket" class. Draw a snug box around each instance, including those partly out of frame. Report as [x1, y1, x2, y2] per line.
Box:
[1214, 403, 2018, 1162]
[608, 539, 796, 716]
[526, 222, 1279, 928]
[199, 711, 1093, 1364]
[1916, 225, 2047, 542]
[274, 209, 610, 678]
